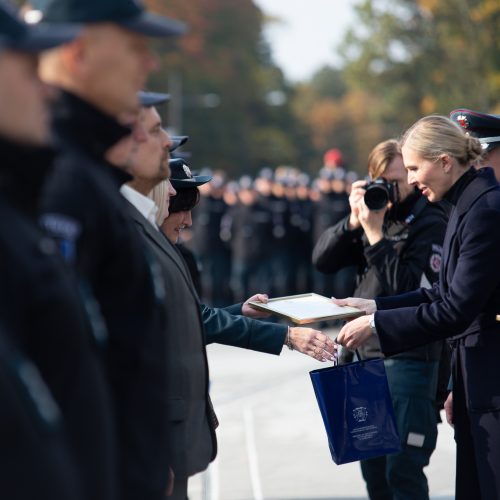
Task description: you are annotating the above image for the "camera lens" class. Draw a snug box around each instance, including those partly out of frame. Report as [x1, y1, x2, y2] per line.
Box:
[364, 184, 390, 210]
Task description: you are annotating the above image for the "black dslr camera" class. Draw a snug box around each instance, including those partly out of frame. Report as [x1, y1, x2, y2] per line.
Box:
[363, 179, 399, 210]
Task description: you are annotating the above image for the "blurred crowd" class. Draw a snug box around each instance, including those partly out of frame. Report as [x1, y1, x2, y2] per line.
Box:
[184, 162, 360, 306]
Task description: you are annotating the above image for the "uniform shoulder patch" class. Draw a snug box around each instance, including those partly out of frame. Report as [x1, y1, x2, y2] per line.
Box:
[429, 252, 442, 273]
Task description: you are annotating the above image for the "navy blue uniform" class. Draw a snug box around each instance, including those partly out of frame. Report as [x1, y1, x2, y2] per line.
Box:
[312, 190, 353, 299]
[39, 91, 170, 500]
[0, 331, 82, 500]
[228, 197, 273, 301]
[0, 137, 115, 500]
[190, 194, 232, 306]
[374, 168, 500, 499]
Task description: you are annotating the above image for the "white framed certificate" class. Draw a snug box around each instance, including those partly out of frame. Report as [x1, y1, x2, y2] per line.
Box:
[248, 293, 363, 325]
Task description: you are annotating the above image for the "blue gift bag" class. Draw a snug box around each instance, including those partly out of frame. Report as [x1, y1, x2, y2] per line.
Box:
[310, 356, 401, 465]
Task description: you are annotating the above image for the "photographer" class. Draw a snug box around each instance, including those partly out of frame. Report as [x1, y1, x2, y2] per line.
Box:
[313, 139, 448, 500]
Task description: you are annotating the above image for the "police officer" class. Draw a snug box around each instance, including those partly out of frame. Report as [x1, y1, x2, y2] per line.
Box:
[190, 169, 233, 306]
[285, 173, 312, 294]
[312, 167, 352, 299]
[33, 1, 185, 498]
[450, 108, 500, 181]
[229, 175, 273, 301]
[0, 2, 111, 498]
[267, 171, 292, 296]
[313, 139, 448, 500]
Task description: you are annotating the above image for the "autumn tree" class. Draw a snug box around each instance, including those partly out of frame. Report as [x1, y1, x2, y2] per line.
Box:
[146, 0, 306, 176]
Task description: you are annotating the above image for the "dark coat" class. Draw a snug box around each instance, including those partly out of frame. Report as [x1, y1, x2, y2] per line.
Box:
[312, 191, 350, 244]
[228, 199, 273, 262]
[374, 168, 500, 499]
[39, 91, 170, 500]
[190, 195, 228, 255]
[127, 201, 217, 480]
[0, 331, 83, 500]
[0, 137, 115, 500]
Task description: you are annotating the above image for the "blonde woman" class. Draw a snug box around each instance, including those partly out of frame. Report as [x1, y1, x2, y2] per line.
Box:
[336, 115, 500, 499]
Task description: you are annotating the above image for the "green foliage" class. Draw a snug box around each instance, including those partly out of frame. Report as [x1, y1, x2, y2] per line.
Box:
[293, 0, 500, 175]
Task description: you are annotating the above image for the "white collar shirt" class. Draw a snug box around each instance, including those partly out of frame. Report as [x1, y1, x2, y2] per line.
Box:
[120, 184, 159, 230]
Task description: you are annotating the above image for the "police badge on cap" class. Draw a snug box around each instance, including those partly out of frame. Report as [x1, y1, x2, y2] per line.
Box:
[450, 108, 500, 152]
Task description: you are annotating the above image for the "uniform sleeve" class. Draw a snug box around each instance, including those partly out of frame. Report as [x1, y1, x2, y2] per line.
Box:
[312, 216, 364, 274]
[364, 208, 447, 296]
[39, 165, 101, 272]
[200, 304, 286, 355]
[375, 287, 434, 310]
[375, 207, 500, 356]
[222, 303, 242, 315]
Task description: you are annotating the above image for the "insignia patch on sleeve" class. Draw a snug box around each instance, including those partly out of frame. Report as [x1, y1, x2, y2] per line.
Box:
[430, 252, 442, 273]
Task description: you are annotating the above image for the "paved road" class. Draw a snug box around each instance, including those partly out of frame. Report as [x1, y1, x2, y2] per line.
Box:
[188, 330, 456, 500]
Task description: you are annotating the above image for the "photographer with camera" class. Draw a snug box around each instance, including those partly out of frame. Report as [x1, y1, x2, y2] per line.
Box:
[313, 139, 448, 500]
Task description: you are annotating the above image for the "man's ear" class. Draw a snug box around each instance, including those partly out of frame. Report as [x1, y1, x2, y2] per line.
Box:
[60, 37, 87, 79]
[130, 107, 147, 143]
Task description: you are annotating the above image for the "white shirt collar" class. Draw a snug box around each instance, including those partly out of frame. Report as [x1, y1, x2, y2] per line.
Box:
[120, 184, 159, 230]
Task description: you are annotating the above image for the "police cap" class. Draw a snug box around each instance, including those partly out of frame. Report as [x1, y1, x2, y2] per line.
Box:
[0, 0, 79, 52]
[450, 108, 500, 151]
[169, 158, 212, 189]
[30, 0, 186, 38]
[169, 135, 189, 153]
[138, 91, 170, 108]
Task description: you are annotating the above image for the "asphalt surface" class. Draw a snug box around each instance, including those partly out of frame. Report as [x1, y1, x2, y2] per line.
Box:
[188, 328, 456, 500]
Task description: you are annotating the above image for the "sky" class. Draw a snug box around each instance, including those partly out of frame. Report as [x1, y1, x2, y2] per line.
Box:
[253, 0, 358, 82]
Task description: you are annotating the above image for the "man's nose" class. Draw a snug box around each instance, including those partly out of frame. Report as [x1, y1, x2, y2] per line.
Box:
[162, 128, 172, 150]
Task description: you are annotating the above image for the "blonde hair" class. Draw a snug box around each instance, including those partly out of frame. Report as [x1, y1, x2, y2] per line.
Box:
[368, 139, 402, 179]
[149, 181, 169, 226]
[401, 115, 484, 166]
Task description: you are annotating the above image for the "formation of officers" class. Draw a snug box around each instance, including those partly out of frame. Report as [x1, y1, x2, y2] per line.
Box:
[188, 164, 358, 307]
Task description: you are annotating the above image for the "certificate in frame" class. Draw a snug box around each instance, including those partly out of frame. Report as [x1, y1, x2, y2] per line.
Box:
[248, 293, 364, 325]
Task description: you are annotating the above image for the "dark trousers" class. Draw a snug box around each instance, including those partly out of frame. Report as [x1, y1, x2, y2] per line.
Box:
[360, 446, 433, 500]
[168, 477, 188, 500]
[453, 341, 500, 499]
[361, 359, 439, 500]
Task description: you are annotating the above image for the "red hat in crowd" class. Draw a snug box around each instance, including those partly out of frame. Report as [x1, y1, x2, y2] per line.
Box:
[323, 148, 343, 167]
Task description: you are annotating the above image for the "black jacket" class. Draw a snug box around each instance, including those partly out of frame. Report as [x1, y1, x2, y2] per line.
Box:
[0, 136, 115, 500]
[39, 91, 170, 500]
[190, 195, 228, 255]
[313, 191, 448, 361]
[313, 190, 350, 243]
[228, 198, 273, 262]
[0, 330, 83, 500]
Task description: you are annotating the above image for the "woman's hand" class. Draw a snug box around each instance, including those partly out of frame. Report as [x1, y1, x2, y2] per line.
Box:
[332, 297, 377, 315]
[336, 315, 373, 350]
[288, 327, 337, 362]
